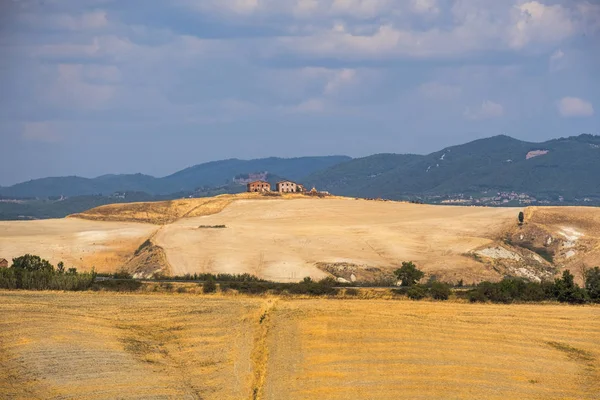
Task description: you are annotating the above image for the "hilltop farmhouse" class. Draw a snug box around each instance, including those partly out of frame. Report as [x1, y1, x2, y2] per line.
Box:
[247, 181, 271, 192]
[247, 180, 309, 194]
[0, 258, 8, 268]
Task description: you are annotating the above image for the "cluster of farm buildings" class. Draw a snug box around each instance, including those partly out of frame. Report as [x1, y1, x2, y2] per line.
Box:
[247, 180, 321, 194]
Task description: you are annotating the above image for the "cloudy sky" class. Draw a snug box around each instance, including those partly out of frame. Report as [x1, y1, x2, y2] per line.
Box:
[1, 0, 599, 185]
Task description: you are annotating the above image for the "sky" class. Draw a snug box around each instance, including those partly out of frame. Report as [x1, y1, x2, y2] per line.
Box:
[0, 0, 599, 185]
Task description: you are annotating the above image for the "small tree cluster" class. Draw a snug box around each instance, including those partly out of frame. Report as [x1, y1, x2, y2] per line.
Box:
[0, 254, 96, 291]
[467, 269, 599, 304]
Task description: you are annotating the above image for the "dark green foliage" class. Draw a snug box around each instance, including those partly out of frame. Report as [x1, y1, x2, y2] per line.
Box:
[203, 278, 217, 293]
[466, 272, 590, 304]
[167, 273, 266, 283]
[92, 279, 142, 292]
[112, 269, 134, 279]
[57, 262, 65, 274]
[198, 225, 227, 229]
[0, 254, 96, 291]
[518, 211, 524, 225]
[407, 285, 428, 300]
[223, 280, 338, 296]
[430, 282, 451, 300]
[553, 270, 588, 304]
[584, 267, 600, 302]
[394, 262, 424, 287]
[11, 254, 54, 272]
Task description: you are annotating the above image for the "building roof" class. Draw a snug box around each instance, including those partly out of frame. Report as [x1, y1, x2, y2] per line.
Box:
[248, 180, 270, 185]
[0, 258, 8, 264]
[277, 180, 297, 184]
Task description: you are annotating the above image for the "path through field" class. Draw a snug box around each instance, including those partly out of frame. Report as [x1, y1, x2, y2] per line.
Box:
[1, 292, 599, 400]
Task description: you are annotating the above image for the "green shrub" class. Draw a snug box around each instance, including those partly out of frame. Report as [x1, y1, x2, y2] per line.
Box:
[430, 282, 451, 300]
[92, 279, 142, 292]
[394, 262, 424, 287]
[407, 285, 428, 300]
[203, 278, 217, 293]
[584, 267, 600, 302]
[113, 269, 133, 279]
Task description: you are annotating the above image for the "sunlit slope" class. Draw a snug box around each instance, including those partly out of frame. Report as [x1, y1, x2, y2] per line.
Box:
[1, 292, 598, 400]
[155, 199, 516, 282]
[0, 218, 155, 272]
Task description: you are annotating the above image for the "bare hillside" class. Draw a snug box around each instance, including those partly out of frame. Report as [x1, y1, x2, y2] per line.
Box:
[1, 195, 600, 282]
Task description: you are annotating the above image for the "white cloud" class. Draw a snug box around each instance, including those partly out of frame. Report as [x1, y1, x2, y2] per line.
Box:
[508, 1, 576, 49]
[324, 69, 357, 95]
[549, 49, 566, 72]
[464, 100, 504, 120]
[557, 97, 594, 117]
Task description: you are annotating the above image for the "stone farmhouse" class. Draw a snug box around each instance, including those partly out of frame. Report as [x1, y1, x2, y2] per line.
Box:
[247, 181, 271, 192]
[247, 180, 307, 194]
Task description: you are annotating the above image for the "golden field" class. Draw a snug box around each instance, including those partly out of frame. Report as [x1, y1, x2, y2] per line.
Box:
[1, 194, 600, 282]
[0, 291, 598, 400]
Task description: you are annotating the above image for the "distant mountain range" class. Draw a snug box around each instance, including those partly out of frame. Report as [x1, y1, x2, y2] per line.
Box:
[1, 134, 599, 220]
[0, 156, 351, 198]
[304, 134, 600, 202]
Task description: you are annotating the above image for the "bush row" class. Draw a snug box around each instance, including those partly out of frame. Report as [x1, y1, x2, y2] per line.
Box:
[0, 255, 96, 291]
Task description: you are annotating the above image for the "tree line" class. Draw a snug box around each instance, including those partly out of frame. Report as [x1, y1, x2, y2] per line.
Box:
[394, 261, 600, 304]
[0, 254, 96, 291]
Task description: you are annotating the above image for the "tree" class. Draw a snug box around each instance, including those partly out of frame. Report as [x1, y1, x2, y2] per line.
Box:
[11, 254, 54, 272]
[584, 267, 600, 302]
[518, 211, 524, 225]
[57, 262, 65, 274]
[394, 262, 424, 287]
[203, 277, 217, 293]
[554, 270, 588, 304]
[407, 285, 428, 300]
[430, 282, 451, 300]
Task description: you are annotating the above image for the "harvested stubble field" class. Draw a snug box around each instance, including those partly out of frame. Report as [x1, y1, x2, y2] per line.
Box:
[0, 291, 598, 400]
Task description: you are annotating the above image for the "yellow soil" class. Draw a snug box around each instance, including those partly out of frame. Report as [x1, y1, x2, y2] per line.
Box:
[71, 193, 330, 225]
[0, 218, 156, 272]
[1, 291, 598, 400]
[155, 199, 516, 282]
[3, 195, 600, 282]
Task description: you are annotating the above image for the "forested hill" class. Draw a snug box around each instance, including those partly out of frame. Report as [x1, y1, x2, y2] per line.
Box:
[304, 134, 600, 202]
[0, 156, 351, 198]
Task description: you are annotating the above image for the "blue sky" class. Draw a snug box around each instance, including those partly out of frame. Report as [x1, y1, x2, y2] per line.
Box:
[0, 0, 598, 185]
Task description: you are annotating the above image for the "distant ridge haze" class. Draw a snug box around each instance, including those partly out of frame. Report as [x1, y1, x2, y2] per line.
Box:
[2, 134, 600, 201]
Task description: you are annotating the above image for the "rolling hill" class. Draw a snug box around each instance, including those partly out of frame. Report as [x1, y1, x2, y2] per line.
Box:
[304, 134, 600, 201]
[0, 156, 351, 198]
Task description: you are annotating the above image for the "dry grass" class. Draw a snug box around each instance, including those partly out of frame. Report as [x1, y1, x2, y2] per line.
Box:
[3, 196, 600, 283]
[0, 291, 598, 400]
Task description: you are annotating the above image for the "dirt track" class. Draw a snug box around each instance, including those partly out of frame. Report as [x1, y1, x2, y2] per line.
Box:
[1, 291, 598, 400]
